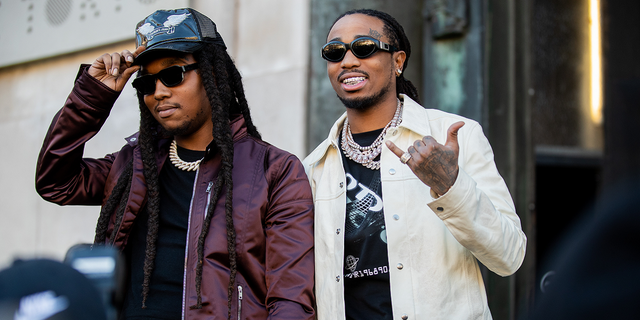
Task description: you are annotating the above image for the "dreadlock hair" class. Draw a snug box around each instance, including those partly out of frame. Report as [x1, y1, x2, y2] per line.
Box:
[93, 42, 261, 319]
[332, 8, 421, 103]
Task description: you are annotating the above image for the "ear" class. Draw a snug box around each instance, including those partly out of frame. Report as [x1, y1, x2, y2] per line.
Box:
[394, 50, 406, 73]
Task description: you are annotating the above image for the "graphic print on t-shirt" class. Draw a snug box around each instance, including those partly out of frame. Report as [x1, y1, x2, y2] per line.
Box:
[341, 128, 393, 319]
[344, 172, 389, 278]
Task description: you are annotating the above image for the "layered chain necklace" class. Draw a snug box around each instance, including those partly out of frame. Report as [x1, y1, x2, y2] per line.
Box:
[169, 140, 203, 171]
[341, 99, 403, 170]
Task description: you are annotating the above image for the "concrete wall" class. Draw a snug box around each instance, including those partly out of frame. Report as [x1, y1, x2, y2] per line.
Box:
[0, 0, 310, 269]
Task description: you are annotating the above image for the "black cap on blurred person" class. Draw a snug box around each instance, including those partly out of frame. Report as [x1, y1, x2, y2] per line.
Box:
[0, 259, 106, 320]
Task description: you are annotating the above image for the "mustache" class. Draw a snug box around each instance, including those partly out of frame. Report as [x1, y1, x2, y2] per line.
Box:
[337, 69, 370, 81]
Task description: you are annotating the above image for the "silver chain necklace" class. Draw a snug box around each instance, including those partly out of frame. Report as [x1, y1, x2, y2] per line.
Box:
[169, 140, 203, 171]
[341, 99, 403, 170]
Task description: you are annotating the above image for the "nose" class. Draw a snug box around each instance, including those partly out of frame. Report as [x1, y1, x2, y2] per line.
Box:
[153, 79, 171, 100]
[340, 48, 360, 68]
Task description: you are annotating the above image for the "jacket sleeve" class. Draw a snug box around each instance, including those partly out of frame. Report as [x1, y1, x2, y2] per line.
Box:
[264, 152, 315, 319]
[35, 65, 122, 206]
[428, 122, 527, 276]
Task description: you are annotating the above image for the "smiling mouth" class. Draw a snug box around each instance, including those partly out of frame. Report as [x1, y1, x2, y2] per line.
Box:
[342, 77, 366, 85]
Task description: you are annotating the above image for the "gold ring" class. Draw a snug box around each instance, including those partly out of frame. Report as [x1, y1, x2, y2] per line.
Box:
[400, 152, 412, 164]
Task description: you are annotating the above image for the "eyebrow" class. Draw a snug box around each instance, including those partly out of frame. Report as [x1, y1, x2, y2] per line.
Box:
[327, 34, 371, 42]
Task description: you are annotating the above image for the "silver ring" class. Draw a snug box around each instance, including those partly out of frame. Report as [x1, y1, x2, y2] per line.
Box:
[400, 152, 412, 164]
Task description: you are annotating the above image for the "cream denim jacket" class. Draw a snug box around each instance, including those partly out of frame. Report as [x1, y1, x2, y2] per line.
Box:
[303, 95, 527, 320]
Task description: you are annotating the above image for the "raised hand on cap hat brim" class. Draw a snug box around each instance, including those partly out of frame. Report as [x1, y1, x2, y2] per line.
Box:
[88, 46, 146, 92]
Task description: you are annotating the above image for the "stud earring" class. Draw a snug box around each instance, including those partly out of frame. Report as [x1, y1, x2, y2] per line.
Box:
[396, 69, 403, 77]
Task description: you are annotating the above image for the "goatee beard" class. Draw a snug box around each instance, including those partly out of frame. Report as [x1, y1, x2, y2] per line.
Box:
[166, 119, 194, 137]
[159, 103, 208, 137]
[338, 86, 389, 110]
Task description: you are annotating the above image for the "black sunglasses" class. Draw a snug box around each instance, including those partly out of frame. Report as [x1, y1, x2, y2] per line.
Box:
[321, 37, 397, 62]
[132, 63, 199, 95]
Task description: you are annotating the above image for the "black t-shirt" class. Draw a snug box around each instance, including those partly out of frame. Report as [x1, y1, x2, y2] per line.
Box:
[341, 129, 393, 320]
[120, 146, 204, 319]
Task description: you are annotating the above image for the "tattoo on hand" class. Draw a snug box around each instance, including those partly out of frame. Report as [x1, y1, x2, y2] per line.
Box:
[416, 148, 458, 195]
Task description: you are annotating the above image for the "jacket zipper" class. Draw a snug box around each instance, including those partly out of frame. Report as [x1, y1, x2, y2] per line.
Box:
[181, 168, 208, 319]
[204, 181, 214, 221]
[237, 285, 243, 320]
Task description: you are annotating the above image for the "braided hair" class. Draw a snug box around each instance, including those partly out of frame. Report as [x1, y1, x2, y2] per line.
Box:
[93, 42, 260, 319]
[333, 9, 421, 103]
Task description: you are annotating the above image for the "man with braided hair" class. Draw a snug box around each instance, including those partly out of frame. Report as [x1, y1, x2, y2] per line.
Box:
[303, 9, 526, 319]
[36, 8, 315, 319]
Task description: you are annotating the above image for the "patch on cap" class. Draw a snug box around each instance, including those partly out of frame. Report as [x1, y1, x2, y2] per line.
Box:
[134, 8, 226, 64]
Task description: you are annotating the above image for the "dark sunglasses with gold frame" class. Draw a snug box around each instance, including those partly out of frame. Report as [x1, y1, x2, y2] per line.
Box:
[321, 37, 398, 62]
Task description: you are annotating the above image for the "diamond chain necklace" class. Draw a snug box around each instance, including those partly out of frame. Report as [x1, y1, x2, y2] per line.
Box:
[169, 140, 203, 171]
[341, 99, 403, 170]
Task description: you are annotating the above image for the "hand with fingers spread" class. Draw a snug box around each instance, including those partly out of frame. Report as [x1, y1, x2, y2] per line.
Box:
[88, 46, 146, 91]
[386, 121, 465, 196]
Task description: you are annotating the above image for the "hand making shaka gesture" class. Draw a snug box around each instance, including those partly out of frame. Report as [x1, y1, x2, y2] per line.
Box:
[386, 121, 465, 197]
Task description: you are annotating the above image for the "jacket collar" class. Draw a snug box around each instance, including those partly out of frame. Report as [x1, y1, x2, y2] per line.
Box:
[125, 132, 140, 146]
[305, 94, 431, 164]
[398, 94, 432, 137]
[204, 114, 249, 158]
[229, 114, 249, 143]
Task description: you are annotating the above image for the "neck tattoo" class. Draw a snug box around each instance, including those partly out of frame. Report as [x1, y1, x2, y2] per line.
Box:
[341, 99, 403, 170]
[169, 140, 203, 171]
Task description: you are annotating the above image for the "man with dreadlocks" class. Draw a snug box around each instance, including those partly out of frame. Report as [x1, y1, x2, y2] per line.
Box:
[303, 9, 526, 319]
[36, 8, 315, 320]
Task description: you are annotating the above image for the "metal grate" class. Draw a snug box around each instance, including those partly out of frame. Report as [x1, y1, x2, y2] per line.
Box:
[45, 0, 72, 26]
[0, 0, 187, 67]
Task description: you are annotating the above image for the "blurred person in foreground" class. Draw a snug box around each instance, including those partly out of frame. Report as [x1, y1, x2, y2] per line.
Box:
[0, 259, 106, 320]
[35, 8, 314, 319]
[303, 8, 526, 319]
[528, 179, 640, 320]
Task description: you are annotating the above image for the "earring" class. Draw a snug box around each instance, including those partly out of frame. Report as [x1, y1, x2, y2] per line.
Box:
[396, 69, 403, 77]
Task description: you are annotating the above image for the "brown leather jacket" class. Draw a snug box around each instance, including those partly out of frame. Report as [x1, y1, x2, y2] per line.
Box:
[36, 66, 315, 319]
